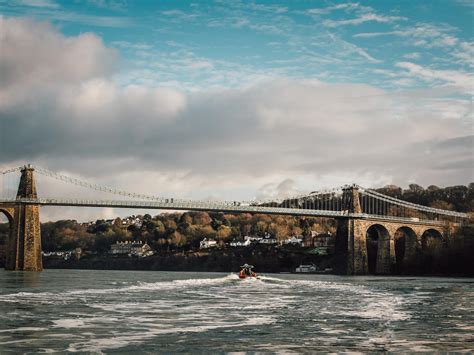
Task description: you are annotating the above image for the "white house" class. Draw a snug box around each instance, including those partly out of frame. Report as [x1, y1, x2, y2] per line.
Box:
[244, 236, 262, 242]
[230, 239, 252, 247]
[200, 238, 218, 249]
[283, 236, 304, 246]
[259, 235, 278, 244]
[111, 241, 154, 257]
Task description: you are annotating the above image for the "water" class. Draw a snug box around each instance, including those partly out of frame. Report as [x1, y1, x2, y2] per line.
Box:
[0, 270, 473, 353]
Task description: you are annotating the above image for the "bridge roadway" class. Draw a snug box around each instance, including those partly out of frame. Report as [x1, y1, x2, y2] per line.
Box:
[0, 198, 453, 227]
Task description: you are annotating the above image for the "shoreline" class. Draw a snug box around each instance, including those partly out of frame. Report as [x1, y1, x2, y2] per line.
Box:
[39, 256, 473, 277]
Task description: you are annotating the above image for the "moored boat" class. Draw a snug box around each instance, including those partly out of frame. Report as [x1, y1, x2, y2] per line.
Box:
[294, 264, 333, 274]
[295, 264, 317, 273]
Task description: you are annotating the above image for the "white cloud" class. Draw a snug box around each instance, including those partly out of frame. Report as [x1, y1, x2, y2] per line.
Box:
[353, 23, 459, 49]
[85, 0, 126, 11]
[307, 2, 405, 27]
[396, 61, 473, 93]
[451, 41, 474, 67]
[12, 0, 59, 8]
[323, 13, 406, 27]
[308, 3, 371, 16]
[403, 52, 421, 60]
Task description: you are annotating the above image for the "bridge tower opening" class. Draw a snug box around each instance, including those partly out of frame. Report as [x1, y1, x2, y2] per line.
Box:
[366, 224, 393, 274]
[394, 227, 418, 274]
[0, 209, 14, 268]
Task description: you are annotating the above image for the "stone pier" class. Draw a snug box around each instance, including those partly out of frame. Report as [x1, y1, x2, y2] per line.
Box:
[4, 165, 42, 271]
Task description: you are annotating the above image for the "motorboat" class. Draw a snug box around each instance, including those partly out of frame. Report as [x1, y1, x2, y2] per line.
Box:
[239, 264, 257, 279]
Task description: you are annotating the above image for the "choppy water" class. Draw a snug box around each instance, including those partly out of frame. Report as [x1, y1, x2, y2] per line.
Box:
[0, 270, 473, 353]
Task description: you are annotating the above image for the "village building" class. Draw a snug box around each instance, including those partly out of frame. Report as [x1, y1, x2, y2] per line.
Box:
[230, 239, 251, 247]
[259, 235, 278, 244]
[200, 238, 218, 249]
[314, 233, 332, 247]
[283, 236, 304, 246]
[244, 236, 262, 242]
[110, 241, 154, 257]
[303, 234, 315, 247]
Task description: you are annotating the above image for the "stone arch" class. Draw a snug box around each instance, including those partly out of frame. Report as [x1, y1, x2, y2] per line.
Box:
[366, 224, 393, 274]
[420, 228, 445, 274]
[0, 208, 14, 225]
[0, 207, 14, 268]
[421, 228, 444, 251]
[394, 226, 418, 274]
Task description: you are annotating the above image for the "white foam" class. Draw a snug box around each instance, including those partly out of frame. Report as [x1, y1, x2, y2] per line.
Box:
[52, 319, 86, 329]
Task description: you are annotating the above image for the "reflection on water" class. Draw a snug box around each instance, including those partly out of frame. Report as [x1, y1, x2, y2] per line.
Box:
[0, 270, 473, 352]
[3, 271, 42, 288]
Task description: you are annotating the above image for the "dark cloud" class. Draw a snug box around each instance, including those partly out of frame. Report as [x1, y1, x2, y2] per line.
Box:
[0, 16, 472, 213]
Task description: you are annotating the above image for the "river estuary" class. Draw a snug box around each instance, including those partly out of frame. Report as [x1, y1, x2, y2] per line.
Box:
[0, 270, 473, 352]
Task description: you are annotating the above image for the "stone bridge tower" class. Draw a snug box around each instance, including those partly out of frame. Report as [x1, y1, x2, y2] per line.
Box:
[5, 165, 42, 271]
[334, 185, 369, 275]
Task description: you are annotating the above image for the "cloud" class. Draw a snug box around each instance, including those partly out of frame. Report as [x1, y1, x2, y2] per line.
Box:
[12, 0, 59, 8]
[308, 3, 370, 16]
[323, 13, 406, 27]
[307, 2, 405, 27]
[256, 179, 302, 200]
[403, 52, 421, 60]
[353, 23, 459, 49]
[452, 41, 474, 68]
[0, 17, 472, 222]
[85, 0, 126, 11]
[395, 61, 473, 93]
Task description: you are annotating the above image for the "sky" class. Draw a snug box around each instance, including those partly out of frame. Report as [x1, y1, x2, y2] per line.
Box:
[0, 0, 473, 221]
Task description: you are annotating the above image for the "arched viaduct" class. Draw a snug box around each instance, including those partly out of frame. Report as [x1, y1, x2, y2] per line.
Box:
[334, 217, 450, 275]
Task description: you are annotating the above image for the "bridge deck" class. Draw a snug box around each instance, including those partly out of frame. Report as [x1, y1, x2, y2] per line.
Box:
[0, 198, 455, 226]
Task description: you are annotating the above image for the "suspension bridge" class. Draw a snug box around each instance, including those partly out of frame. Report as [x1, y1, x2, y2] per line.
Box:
[0, 165, 469, 274]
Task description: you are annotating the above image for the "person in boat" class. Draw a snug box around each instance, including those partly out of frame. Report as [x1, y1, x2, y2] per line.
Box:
[239, 264, 257, 278]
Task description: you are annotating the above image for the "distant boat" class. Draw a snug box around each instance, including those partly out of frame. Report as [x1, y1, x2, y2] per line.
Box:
[295, 264, 318, 273]
[294, 264, 332, 274]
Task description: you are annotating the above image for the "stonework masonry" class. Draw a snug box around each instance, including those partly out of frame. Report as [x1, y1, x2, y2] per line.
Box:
[3, 166, 43, 271]
[334, 186, 449, 275]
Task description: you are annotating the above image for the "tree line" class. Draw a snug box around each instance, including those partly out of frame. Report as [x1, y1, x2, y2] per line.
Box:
[39, 212, 335, 253]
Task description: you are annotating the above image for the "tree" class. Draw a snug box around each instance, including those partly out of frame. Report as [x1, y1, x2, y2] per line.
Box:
[409, 184, 424, 192]
[430, 200, 454, 210]
[179, 213, 193, 226]
[216, 226, 232, 240]
[170, 231, 186, 248]
[193, 212, 212, 226]
[268, 223, 288, 241]
[253, 221, 267, 236]
[198, 225, 216, 239]
[164, 219, 177, 231]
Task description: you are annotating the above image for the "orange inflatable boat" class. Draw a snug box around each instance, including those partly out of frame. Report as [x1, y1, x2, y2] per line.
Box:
[238, 264, 257, 279]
